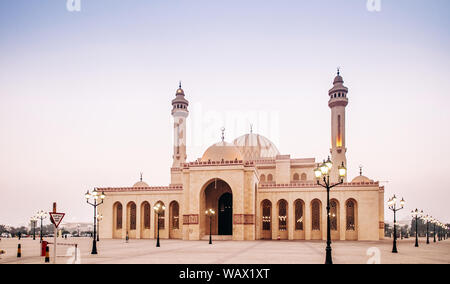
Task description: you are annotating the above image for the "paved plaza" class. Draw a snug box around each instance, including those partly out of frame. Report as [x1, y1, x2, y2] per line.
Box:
[0, 237, 449, 264]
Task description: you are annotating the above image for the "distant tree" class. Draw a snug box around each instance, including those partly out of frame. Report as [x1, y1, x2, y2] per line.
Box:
[9, 226, 28, 237]
[384, 223, 392, 237]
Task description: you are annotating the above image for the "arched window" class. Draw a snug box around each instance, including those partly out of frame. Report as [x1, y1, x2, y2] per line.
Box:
[143, 202, 151, 229]
[312, 200, 321, 231]
[156, 201, 165, 229]
[262, 200, 272, 231]
[301, 173, 307, 181]
[278, 200, 287, 231]
[130, 203, 137, 230]
[115, 203, 122, 229]
[294, 199, 304, 230]
[267, 174, 273, 182]
[293, 173, 299, 181]
[260, 174, 266, 182]
[330, 200, 338, 231]
[170, 201, 179, 229]
[346, 200, 356, 231]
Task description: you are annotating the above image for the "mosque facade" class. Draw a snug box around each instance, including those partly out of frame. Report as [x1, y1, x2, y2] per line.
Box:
[97, 72, 385, 241]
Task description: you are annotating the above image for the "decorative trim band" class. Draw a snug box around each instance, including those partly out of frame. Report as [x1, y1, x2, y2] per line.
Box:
[183, 214, 199, 225]
[233, 214, 255, 225]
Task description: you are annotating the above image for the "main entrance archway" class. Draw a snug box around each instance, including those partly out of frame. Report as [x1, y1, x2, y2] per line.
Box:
[218, 192, 232, 235]
[200, 179, 233, 237]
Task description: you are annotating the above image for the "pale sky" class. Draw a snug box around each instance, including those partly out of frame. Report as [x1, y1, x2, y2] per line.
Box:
[1, 0, 449, 227]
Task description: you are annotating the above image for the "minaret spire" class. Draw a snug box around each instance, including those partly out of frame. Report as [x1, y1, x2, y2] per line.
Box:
[171, 82, 189, 169]
[328, 69, 349, 182]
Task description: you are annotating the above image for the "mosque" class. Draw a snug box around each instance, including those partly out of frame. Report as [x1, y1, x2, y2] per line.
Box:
[97, 71, 385, 241]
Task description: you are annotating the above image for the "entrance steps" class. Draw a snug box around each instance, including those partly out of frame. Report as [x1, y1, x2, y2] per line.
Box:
[201, 235, 233, 241]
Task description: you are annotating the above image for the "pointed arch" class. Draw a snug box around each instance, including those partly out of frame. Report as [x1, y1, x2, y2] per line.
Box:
[113, 202, 123, 239]
[126, 201, 137, 239]
[260, 174, 266, 182]
[330, 199, 340, 240]
[345, 198, 358, 240]
[261, 199, 272, 240]
[169, 200, 181, 239]
[300, 173, 307, 181]
[311, 199, 322, 240]
[140, 201, 151, 239]
[277, 199, 288, 239]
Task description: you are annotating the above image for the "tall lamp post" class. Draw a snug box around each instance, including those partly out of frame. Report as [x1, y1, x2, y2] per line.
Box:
[30, 216, 37, 241]
[411, 209, 422, 247]
[36, 210, 47, 243]
[154, 203, 165, 248]
[314, 157, 347, 265]
[432, 218, 437, 243]
[424, 215, 431, 244]
[387, 195, 405, 253]
[205, 209, 216, 245]
[96, 214, 103, 242]
[85, 189, 106, 254]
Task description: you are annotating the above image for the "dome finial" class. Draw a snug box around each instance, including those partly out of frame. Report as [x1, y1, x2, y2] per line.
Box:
[359, 165, 363, 176]
[250, 123, 253, 134]
[221, 127, 225, 141]
[337, 66, 340, 76]
[179, 81, 182, 89]
[140, 172, 143, 181]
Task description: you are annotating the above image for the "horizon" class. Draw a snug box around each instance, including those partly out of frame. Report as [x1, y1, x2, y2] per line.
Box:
[1, 0, 450, 227]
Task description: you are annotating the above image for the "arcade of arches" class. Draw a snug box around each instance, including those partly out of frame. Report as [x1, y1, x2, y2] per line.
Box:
[106, 178, 361, 241]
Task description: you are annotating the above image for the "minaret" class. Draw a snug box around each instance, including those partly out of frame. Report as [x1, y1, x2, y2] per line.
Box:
[328, 69, 348, 182]
[171, 82, 189, 168]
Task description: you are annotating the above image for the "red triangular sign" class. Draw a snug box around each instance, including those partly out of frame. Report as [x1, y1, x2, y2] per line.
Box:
[49, 212, 65, 228]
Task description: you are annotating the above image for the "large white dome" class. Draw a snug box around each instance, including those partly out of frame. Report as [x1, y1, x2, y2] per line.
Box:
[201, 141, 243, 162]
[232, 133, 280, 161]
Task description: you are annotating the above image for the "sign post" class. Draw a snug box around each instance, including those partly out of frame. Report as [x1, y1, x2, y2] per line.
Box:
[49, 202, 65, 264]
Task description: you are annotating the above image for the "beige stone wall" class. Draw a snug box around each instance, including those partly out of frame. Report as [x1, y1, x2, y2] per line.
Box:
[99, 166, 383, 242]
[99, 191, 183, 240]
[275, 155, 291, 184]
[256, 185, 382, 241]
[182, 165, 248, 240]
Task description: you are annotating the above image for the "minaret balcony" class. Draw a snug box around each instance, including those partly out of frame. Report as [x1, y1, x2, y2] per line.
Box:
[328, 97, 348, 108]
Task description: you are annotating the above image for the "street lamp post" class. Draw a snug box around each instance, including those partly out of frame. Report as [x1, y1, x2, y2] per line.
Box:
[432, 219, 437, 243]
[205, 209, 216, 245]
[36, 210, 47, 243]
[411, 209, 422, 247]
[314, 157, 347, 265]
[424, 215, 430, 244]
[154, 203, 165, 248]
[387, 195, 405, 253]
[30, 216, 37, 241]
[96, 214, 103, 242]
[85, 189, 106, 254]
